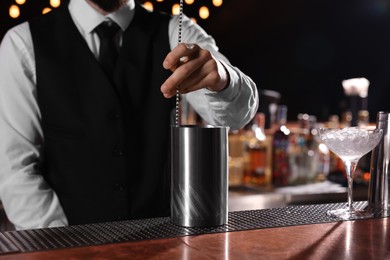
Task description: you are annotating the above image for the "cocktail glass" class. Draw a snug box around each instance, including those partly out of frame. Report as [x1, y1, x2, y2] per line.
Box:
[318, 127, 382, 220]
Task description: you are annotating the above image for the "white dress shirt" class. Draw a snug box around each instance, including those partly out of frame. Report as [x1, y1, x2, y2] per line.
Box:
[0, 0, 258, 230]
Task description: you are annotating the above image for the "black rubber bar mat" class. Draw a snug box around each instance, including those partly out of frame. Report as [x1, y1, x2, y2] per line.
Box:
[0, 201, 379, 254]
[0, 232, 18, 254]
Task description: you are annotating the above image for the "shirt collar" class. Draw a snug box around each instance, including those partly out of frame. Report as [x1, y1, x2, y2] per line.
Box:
[68, 0, 136, 34]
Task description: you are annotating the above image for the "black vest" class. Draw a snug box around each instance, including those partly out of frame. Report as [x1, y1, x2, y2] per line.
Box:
[29, 2, 175, 225]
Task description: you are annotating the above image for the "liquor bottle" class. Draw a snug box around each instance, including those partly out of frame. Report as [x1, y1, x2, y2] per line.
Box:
[243, 113, 271, 187]
[288, 113, 310, 184]
[327, 115, 340, 129]
[358, 110, 369, 127]
[315, 136, 331, 182]
[292, 116, 331, 184]
[228, 129, 246, 187]
[304, 115, 330, 182]
[287, 129, 304, 184]
[340, 111, 352, 128]
[272, 105, 290, 186]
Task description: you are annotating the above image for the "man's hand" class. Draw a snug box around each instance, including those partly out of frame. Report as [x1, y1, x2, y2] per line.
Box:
[160, 43, 229, 98]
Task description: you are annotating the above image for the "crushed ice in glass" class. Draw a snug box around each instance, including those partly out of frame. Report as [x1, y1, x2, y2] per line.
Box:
[319, 127, 382, 160]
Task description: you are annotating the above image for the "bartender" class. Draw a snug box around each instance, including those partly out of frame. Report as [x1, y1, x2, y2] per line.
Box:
[0, 0, 258, 229]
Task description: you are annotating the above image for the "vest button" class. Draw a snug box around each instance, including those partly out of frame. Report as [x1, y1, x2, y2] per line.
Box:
[112, 148, 124, 157]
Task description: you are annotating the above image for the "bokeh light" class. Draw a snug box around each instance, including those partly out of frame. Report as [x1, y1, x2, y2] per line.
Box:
[143, 1, 154, 11]
[9, 5, 20, 18]
[199, 6, 209, 19]
[42, 7, 52, 14]
[172, 3, 180, 15]
[50, 0, 61, 8]
[212, 0, 223, 7]
[15, 0, 26, 5]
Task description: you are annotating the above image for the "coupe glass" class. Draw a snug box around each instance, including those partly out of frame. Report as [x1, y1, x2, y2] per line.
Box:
[318, 127, 382, 220]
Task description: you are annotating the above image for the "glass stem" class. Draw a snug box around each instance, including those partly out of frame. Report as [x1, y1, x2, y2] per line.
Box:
[344, 160, 357, 211]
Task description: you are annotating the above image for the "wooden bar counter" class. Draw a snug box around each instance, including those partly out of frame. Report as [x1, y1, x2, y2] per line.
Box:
[1, 216, 389, 260]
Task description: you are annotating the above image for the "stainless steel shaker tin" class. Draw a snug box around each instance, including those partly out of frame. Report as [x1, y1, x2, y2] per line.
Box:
[368, 111, 390, 215]
[171, 125, 229, 227]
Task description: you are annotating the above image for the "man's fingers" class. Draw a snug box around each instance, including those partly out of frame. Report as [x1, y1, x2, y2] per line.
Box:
[163, 43, 198, 70]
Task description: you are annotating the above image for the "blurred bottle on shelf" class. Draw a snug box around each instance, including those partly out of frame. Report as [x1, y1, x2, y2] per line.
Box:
[305, 115, 321, 182]
[289, 114, 330, 184]
[242, 113, 272, 188]
[358, 110, 370, 127]
[309, 119, 331, 182]
[228, 129, 246, 187]
[340, 111, 352, 128]
[297, 114, 318, 183]
[287, 129, 305, 184]
[315, 136, 331, 182]
[327, 115, 340, 129]
[258, 89, 281, 130]
[342, 77, 370, 127]
[272, 105, 290, 186]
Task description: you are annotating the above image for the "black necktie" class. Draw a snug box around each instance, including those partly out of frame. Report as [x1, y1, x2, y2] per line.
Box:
[94, 21, 120, 79]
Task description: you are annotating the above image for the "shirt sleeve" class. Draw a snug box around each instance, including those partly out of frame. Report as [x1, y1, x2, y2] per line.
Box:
[168, 15, 259, 130]
[0, 22, 68, 230]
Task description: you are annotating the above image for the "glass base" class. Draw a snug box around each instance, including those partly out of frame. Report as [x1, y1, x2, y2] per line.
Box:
[327, 207, 373, 220]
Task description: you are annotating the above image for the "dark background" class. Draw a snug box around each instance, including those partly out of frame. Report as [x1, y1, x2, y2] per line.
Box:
[2, 0, 390, 122]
